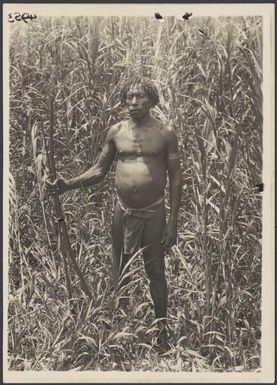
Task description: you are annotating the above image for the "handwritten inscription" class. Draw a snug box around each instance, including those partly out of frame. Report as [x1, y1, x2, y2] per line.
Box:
[8, 13, 37, 23]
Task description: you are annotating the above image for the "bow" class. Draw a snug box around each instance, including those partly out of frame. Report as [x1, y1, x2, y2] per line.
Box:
[47, 90, 92, 301]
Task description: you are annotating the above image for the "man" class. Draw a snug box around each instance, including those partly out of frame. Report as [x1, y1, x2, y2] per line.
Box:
[47, 76, 182, 350]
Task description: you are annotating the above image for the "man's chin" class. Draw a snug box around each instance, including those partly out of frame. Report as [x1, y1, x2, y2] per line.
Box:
[129, 111, 146, 120]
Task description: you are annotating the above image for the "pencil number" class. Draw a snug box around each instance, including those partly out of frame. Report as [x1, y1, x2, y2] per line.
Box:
[8, 13, 37, 23]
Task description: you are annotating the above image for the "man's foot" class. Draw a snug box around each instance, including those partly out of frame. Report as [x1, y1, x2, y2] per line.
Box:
[155, 328, 171, 353]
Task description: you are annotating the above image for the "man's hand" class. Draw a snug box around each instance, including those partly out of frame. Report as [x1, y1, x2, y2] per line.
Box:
[45, 178, 68, 196]
[161, 222, 177, 249]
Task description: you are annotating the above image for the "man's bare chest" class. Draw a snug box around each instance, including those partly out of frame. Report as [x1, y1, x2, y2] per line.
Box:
[115, 126, 166, 158]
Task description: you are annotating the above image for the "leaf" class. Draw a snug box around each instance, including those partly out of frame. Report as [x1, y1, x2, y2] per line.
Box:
[138, 343, 152, 349]
[133, 302, 149, 317]
[234, 365, 244, 372]
[210, 175, 226, 193]
[31, 123, 38, 158]
[9, 171, 17, 214]
[195, 127, 206, 167]
[78, 335, 97, 348]
[185, 348, 206, 360]
[113, 332, 137, 341]
[177, 336, 187, 345]
[223, 345, 234, 358]
[219, 295, 227, 306]
[206, 197, 220, 214]
[197, 63, 207, 78]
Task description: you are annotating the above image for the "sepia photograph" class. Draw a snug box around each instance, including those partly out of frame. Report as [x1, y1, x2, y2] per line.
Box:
[3, 3, 274, 383]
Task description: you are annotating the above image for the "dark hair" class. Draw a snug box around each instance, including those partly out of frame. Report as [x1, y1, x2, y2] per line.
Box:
[120, 75, 159, 107]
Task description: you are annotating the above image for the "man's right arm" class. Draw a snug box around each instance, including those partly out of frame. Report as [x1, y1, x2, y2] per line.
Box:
[47, 126, 117, 194]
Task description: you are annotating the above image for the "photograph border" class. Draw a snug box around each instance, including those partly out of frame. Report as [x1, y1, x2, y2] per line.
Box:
[2, 3, 275, 383]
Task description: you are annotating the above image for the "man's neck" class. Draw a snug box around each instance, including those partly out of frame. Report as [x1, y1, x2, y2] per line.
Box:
[130, 113, 152, 128]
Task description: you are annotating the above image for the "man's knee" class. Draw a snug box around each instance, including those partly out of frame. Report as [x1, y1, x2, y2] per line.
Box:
[144, 262, 165, 283]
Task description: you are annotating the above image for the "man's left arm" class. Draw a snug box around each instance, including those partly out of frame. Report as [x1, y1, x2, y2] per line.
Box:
[162, 128, 182, 248]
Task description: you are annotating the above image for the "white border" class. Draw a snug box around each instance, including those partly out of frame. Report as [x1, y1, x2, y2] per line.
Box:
[3, 3, 275, 383]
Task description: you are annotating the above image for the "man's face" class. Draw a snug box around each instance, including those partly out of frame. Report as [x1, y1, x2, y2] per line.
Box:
[126, 84, 153, 120]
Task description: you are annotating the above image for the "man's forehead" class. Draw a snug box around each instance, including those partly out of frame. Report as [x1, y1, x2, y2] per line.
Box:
[127, 84, 145, 94]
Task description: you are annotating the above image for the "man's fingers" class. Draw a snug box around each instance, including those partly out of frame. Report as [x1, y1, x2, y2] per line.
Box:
[46, 188, 57, 196]
[161, 226, 177, 248]
[46, 179, 60, 189]
[45, 179, 59, 196]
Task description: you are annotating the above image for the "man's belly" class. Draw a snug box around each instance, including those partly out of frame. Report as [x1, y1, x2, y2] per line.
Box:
[115, 158, 167, 208]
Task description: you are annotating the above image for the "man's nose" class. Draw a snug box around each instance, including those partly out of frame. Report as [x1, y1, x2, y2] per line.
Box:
[131, 96, 138, 105]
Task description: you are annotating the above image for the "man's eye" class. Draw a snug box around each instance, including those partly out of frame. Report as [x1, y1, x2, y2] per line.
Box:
[126, 93, 146, 101]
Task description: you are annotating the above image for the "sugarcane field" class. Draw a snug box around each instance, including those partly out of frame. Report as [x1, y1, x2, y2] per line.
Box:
[5, 5, 274, 377]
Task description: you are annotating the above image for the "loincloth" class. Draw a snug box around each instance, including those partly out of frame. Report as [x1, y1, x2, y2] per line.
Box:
[117, 195, 165, 254]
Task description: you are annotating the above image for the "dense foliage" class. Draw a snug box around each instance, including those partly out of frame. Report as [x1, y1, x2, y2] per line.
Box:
[8, 15, 262, 371]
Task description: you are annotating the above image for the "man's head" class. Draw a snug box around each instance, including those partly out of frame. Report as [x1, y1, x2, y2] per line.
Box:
[120, 76, 159, 120]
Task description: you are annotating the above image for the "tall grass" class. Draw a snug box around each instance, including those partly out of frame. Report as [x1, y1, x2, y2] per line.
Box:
[8, 15, 262, 371]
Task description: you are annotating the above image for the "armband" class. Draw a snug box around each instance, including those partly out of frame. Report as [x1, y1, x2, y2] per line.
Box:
[168, 153, 180, 160]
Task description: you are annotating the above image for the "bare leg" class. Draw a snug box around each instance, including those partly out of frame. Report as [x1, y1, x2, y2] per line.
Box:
[142, 205, 169, 350]
[142, 204, 168, 320]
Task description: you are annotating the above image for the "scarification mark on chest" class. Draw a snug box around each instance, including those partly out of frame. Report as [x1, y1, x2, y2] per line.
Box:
[115, 123, 166, 158]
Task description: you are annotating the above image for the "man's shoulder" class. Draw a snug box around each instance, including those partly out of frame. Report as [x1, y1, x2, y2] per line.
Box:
[108, 120, 130, 137]
[157, 121, 177, 142]
[106, 121, 124, 140]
